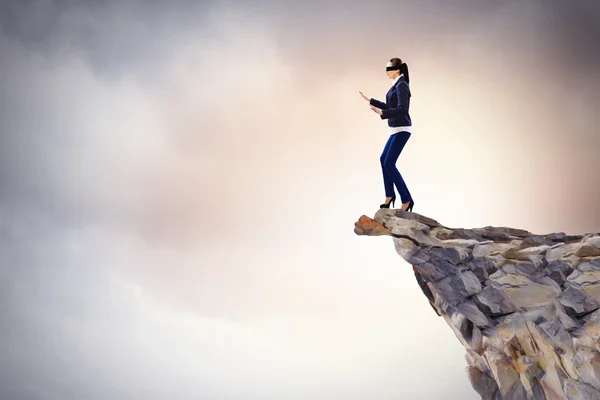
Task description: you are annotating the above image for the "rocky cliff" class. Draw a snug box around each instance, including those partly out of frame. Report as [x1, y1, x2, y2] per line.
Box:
[354, 210, 600, 400]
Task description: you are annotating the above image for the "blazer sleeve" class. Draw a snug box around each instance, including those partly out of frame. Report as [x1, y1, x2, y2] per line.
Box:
[369, 98, 388, 109]
[380, 83, 409, 120]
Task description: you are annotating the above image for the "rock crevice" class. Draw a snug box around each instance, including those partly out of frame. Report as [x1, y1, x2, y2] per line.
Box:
[355, 210, 600, 400]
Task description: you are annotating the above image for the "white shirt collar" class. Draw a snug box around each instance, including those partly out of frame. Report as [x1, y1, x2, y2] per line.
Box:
[392, 74, 404, 85]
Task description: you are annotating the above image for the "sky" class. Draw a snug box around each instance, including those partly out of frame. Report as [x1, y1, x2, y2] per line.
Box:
[0, 0, 599, 399]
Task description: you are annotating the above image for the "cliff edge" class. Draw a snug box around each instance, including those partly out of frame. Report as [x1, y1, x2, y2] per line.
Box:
[354, 209, 600, 400]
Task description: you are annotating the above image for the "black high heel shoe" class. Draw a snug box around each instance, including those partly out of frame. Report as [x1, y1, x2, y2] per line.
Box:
[380, 195, 396, 209]
[402, 200, 414, 212]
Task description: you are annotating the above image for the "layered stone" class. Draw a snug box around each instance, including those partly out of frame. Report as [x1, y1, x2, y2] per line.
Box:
[355, 210, 600, 400]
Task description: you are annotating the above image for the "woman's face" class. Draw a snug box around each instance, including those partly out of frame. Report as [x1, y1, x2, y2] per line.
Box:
[385, 62, 400, 79]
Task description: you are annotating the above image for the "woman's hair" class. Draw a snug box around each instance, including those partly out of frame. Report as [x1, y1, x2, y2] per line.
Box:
[389, 57, 409, 84]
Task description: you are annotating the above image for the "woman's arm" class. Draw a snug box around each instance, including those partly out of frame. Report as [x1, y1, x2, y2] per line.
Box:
[381, 83, 409, 120]
[369, 98, 388, 109]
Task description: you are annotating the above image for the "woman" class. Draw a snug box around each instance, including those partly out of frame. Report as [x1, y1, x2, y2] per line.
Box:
[359, 57, 414, 212]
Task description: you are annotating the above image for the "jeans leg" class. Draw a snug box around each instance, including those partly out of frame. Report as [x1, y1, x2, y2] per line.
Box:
[380, 136, 395, 197]
[382, 132, 412, 203]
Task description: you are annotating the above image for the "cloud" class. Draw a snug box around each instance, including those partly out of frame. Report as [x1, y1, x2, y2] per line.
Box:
[0, 1, 598, 398]
[0, 3, 315, 398]
[0, 1, 300, 245]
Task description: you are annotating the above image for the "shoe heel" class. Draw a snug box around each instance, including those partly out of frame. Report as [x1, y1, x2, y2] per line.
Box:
[379, 195, 396, 209]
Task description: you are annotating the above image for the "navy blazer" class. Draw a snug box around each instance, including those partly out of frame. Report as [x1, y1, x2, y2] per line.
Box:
[369, 75, 411, 127]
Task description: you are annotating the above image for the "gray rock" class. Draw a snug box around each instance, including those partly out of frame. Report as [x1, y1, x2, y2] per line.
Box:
[546, 259, 573, 285]
[576, 240, 600, 257]
[564, 380, 600, 400]
[467, 257, 498, 282]
[486, 351, 529, 399]
[408, 247, 431, 265]
[578, 258, 600, 272]
[429, 270, 482, 305]
[558, 284, 600, 317]
[546, 244, 566, 263]
[475, 284, 516, 316]
[414, 258, 459, 282]
[568, 269, 600, 286]
[473, 243, 493, 258]
[490, 272, 561, 309]
[501, 261, 541, 277]
[467, 366, 501, 400]
[456, 300, 493, 328]
[426, 245, 466, 265]
[355, 210, 600, 400]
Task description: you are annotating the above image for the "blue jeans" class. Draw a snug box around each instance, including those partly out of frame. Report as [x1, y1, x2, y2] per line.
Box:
[380, 131, 412, 203]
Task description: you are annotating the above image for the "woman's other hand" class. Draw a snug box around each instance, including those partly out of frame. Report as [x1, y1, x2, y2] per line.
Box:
[370, 105, 382, 115]
[359, 91, 370, 102]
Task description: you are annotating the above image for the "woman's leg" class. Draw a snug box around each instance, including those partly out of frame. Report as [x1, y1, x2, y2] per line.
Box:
[380, 135, 395, 198]
[382, 132, 412, 204]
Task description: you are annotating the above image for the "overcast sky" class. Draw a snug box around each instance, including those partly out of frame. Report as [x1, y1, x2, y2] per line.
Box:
[1, 0, 599, 399]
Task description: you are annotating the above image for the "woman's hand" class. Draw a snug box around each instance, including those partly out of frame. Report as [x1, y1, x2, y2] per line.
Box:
[359, 91, 370, 102]
[370, 105, 382, 115]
